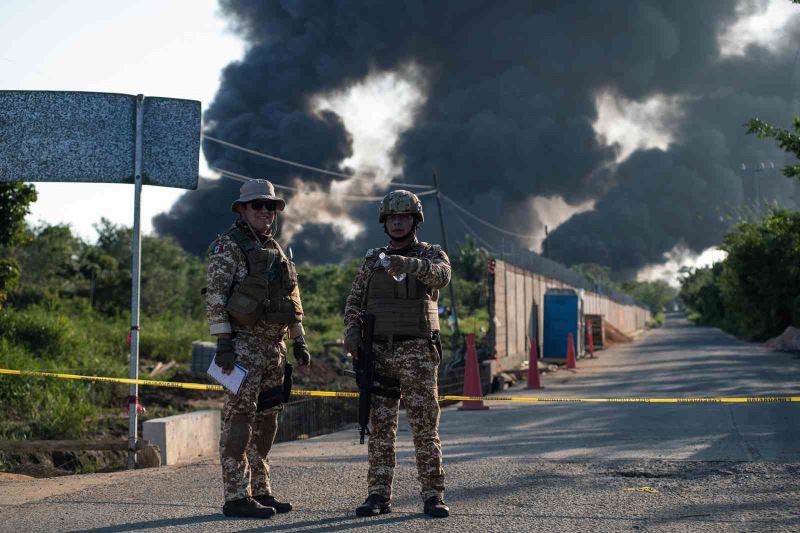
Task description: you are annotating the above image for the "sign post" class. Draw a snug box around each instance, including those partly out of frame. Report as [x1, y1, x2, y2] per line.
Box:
[127, 95, 145, 469]
[0, 90, 200, 468]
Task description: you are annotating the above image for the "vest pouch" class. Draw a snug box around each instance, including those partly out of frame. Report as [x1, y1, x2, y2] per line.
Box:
[281, 259, 298, 291]
[265, 295, 300, 324]
[226, 275, 269, 326]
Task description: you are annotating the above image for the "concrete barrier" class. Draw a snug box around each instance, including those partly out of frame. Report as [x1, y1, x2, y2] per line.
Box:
[142, 410, 220, 466]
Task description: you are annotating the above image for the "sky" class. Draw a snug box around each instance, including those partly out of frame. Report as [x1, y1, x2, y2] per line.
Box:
[3, 0, 797, 285]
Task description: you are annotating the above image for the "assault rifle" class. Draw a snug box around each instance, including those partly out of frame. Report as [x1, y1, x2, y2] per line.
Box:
[355, 313, 377, 444]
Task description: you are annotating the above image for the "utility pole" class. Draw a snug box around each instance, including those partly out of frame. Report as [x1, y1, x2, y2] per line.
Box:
[741, 162, 774, 216]
[432, 172, 461, 355]
[543, 225, 550, 258]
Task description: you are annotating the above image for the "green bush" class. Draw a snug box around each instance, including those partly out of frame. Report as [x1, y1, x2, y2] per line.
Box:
[0, 304, 212, 439]
[0, 306, 76, 360]
[680, 209, 800, 340]
[137, 314, 212, 363]
[0, 336, 114, 440]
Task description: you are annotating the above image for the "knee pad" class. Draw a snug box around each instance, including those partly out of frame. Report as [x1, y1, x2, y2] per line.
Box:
[223, 414, 252, 458]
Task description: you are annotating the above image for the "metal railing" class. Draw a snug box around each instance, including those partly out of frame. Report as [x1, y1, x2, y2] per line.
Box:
[274, 363, 490, 442]
[275, 395, 358, 443]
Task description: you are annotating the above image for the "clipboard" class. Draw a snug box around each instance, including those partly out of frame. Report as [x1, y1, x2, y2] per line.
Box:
[207, 360, 249, 394]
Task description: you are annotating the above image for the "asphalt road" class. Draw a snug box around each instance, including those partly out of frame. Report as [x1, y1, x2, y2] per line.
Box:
[1, 316, 798, 532]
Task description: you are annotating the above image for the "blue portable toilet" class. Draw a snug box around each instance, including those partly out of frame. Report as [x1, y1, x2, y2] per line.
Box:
[542, 288, 583, 362]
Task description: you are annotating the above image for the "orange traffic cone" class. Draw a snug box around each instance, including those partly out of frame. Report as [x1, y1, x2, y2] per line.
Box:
[525, 339, 544, 389]
[458, 333, 489, 410]
[586, 319, 595, 358]
[566, 332, 577, 370]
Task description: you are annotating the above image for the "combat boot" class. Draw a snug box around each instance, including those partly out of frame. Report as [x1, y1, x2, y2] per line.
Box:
[253, 494, 293, 513]
[222, 496, 276, 518]
[423, 495, 449, 518]
[355, 494, 391, 517]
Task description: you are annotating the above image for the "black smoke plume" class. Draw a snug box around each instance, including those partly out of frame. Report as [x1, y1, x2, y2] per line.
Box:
[154, 0, 800, 273]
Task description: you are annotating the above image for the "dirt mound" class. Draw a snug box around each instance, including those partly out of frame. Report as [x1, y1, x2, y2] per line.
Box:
[604, 322, 633, 347]
[0, 472, 34, 481]
[765, 326, 800, 352]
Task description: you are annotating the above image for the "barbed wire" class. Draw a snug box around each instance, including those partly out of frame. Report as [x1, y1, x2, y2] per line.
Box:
[450, 210, 498, 252]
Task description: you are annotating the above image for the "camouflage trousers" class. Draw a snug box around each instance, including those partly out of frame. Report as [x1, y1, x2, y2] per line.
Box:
[368, 338, 444, 502]
[219, 332, 286, 502]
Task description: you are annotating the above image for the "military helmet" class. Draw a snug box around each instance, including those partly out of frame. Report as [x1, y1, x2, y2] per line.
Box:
[379, 190, 424, 223]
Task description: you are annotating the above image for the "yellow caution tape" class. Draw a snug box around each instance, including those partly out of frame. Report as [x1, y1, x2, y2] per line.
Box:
[0, 368, 223, 391]
[1, 368, 798, 403]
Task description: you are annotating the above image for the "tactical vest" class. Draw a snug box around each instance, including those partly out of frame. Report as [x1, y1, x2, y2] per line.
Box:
[365, 253, 440, 338]
[224, 226, 302, 327]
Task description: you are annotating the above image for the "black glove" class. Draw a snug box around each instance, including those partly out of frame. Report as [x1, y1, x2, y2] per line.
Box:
[293, 339, 311, 366]
[214, 337, 237, 374]
[344, 328, 364, 358]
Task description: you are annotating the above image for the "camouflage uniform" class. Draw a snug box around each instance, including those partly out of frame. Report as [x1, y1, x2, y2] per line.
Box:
[344, 238, 451, 501]
[206, 220, 305, 502]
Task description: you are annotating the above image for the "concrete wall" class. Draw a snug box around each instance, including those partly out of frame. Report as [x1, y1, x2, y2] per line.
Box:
[492, 259, 650, 368]
[142, 410, 221, 466]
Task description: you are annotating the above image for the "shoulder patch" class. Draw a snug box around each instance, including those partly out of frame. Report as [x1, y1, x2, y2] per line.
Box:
[208, 241, 225, 256]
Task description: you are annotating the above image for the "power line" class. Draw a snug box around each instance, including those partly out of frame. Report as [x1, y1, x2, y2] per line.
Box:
[451, 211, 498, 252]
[439, 193, 537, 239]
[202, 134, 433, 189]
[215, 156, 523, 237]
[214, 166, 437, 202]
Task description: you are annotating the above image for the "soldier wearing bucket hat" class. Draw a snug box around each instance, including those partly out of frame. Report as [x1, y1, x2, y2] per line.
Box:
[230, 179, 286, 213]
[206, 179, 310, 519]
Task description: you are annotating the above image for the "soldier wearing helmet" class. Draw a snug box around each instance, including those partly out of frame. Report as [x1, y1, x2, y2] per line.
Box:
[205, 179, 311, 519]
[344, 189, 451, 518]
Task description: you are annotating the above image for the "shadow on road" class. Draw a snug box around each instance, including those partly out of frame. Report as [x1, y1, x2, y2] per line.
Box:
[65, 513, 227, 532]
[68, 511, 421, 533]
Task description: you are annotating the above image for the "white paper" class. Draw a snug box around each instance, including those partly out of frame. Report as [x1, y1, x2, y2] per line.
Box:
[207, 360, 248, 394]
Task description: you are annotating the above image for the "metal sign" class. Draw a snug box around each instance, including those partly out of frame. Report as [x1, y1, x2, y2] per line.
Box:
[0, 90, 201, 469]
[0, 90, 200, 189]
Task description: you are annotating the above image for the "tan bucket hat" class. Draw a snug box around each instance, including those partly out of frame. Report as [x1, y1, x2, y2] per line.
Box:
[230, 179, 286, 212]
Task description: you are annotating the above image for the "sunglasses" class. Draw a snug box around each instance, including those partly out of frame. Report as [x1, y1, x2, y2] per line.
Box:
[247, 200, 277, 212]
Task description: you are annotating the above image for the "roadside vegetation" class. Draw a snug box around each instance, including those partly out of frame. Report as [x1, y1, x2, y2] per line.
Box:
[680, 209, 800, 341]
[0, 190, 492, 442]
[680, 115, 800, 341]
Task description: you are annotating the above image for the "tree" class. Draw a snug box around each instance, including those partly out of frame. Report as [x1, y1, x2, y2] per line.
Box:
[0, 183, 37, 306]
[13, 224, 86, 306]
[571, 263, 613, 286]
[679, 209, 800, 340]
[679, 264, 725, 326]
[746, 116, 800, 181]
[618, 279, 678, 315]
[91, 219, 207, 317]
[718, 209, 800, 339]
[451, 235, 490, 283]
